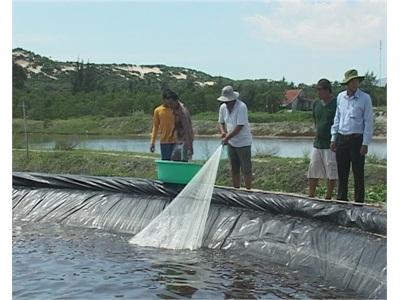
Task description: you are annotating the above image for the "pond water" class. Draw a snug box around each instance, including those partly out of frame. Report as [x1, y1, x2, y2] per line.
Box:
[23, 134, 387, 160]
[13, 221, 360, 299]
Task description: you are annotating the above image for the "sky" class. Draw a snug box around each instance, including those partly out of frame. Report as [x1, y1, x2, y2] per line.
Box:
[12, 0, 387, 84]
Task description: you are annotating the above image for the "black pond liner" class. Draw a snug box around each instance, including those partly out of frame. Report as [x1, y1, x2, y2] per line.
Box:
[12, 172, 386, 299]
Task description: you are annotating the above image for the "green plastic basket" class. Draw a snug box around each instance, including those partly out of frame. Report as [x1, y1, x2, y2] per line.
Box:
[155, 160, 203, 184]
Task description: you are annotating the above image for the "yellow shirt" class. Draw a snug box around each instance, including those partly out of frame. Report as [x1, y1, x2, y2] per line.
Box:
[150, 105, 177, 144]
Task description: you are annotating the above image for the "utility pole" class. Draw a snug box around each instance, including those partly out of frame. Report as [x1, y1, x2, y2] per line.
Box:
[22, 100, 29, 160]
[379, 40, 382, 86]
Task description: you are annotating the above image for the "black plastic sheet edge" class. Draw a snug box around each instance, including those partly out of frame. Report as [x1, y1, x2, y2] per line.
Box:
[12, 172, 386, 236]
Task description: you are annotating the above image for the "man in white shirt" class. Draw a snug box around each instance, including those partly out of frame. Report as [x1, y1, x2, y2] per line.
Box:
[330, 69, 374, 203]
[217, 85, 253, 190]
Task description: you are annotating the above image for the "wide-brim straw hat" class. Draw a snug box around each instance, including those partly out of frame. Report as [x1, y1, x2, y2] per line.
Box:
[341, 69, 365, 85]
[217, 85, 239, 102]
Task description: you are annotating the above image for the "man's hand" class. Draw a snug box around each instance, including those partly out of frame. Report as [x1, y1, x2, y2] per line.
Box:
[360, 145, 368, 156]
[150, 143, 155, 153]
[330, 141, 336, 152]
[221, 132, 228, 144]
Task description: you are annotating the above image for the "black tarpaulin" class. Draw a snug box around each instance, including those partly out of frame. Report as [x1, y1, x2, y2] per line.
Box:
[12, 172, 386, 298]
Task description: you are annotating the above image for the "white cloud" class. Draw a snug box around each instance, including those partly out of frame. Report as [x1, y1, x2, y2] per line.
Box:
[245, 0, 386, 50]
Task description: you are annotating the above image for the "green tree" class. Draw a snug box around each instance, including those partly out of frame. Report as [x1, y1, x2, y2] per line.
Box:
[71, 61, 104, 94]
[264, 89, 284, 113]
[12, 62, 27, 90]
[361, 71, 387, 106]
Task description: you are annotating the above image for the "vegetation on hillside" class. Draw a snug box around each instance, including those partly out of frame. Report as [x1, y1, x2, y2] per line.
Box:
[13, 48, 387, 122]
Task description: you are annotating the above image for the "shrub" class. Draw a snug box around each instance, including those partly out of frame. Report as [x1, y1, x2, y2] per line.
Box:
[53, 137, 80, 151]
[192, 111, 313, 123]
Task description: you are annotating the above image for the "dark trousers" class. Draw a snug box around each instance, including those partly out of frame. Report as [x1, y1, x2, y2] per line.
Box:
[335, 133, 365, 203]
[160, 143, 175, 160]
[227, 144, 252, 176]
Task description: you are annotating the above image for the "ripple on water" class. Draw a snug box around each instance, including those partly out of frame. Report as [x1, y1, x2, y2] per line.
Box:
[13, 221, 360, 299]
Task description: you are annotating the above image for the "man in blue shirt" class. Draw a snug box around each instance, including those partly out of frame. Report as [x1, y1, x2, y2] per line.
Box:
[330, 69, 374, 203]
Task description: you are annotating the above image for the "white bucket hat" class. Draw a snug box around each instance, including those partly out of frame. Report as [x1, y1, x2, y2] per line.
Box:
[217, 85, 239, 102]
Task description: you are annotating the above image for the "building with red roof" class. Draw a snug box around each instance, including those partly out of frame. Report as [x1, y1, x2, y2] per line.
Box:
[281, 89, 313, 111]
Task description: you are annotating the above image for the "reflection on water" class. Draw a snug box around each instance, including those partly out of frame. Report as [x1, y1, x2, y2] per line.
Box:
[13, 221, 360, 299]
[20, 133, 387, 160]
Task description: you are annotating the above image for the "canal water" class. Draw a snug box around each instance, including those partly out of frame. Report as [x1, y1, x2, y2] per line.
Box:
[13, 220, 360, 299]
[23, 134, 387, 160]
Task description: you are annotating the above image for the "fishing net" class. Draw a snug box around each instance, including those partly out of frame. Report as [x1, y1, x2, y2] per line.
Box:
[129, 145, 223, 250]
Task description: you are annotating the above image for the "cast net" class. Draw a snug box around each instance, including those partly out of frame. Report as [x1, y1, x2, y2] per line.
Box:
[129, 145, 223, 250]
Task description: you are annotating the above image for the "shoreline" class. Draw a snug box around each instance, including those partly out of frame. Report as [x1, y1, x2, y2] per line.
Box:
[18, 132, 387, 141]
[195, 134, 387, 141]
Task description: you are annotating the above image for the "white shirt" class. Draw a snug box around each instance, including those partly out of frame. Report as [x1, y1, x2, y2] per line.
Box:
[218, 99, 252, 147]
[330, 89, 374, 145]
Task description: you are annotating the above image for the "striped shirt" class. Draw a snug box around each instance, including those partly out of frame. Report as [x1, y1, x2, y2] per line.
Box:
[173, 102, 194, 151]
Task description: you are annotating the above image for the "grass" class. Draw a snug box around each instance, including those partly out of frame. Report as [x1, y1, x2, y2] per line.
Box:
[13, 113, 152, 136]
[13, 149, 158, 178]
[12, 149, 386, 205]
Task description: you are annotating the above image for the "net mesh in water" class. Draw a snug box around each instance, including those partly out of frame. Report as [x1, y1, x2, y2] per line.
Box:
[129, 145, 223, 250]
